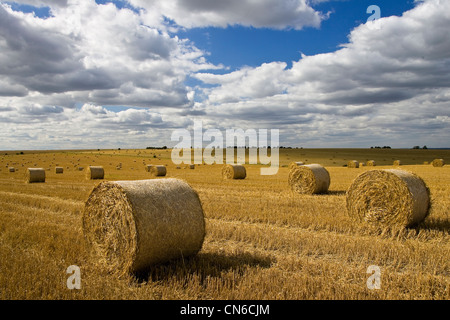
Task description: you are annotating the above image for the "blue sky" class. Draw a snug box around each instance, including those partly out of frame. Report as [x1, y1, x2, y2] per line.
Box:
[0, 0, 449, 150]
[181, 0, 417, 71]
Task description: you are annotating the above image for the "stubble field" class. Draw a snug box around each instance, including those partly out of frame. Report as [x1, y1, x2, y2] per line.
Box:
[0, 148, 449, 300]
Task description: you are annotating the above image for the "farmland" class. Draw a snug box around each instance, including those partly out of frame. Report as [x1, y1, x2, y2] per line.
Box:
[0, 148, 449, 300]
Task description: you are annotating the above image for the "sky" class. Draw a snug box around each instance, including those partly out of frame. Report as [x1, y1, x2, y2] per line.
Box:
[0, 0, 449, 150]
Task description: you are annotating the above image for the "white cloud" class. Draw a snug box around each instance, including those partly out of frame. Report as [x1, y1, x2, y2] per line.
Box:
[129, 0, 325, 30]
[0, 0, 218, 110]
[193, 0, 450, 147]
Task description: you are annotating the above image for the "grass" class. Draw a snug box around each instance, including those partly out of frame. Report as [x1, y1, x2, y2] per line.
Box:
[0, 148, 449, 300]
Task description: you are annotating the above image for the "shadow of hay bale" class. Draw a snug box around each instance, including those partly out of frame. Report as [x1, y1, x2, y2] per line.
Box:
[135, 251, 274, 283]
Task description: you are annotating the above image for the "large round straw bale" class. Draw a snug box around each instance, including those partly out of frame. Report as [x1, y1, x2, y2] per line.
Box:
[55, 167, 64, 174]
[289, 162, 305, 170]
[347, 160, 360, 168]
[26, 168, 45, 183]
[432, 159, 445, 167]
[222, 164, 246, 180]
[87, 166, 104, 180]
[366, 160, 376, 167]
[393, 160, 402, 166]
[82, 178, 205, 276]
[346, 169, 430, 227]
[150, 165, 167, 177]
[288, 164, 330, 194]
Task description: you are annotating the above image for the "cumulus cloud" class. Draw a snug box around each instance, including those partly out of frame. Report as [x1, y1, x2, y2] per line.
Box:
[0, 0, 217, 110]
[129, 0, 325, 30]
[193, 0, 450, 147]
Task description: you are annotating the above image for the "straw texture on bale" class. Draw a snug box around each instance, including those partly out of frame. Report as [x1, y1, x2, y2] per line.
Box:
[55, 167, 64, 174]
[26, 168, 45, 183]
[393, 160, 402, 166]
[222, 164, 246, 180]
[347, 160, 359, 168]
[150, 165, 167, 177]
[288, 162, 305, 170]
[346, 169, 430, 228]
[288, 164, 330, 194]
[432, 159, 445, 167]
[82, 178, 205, 276]
[366, 160, 376, 166]
[87, 166, 104, 180]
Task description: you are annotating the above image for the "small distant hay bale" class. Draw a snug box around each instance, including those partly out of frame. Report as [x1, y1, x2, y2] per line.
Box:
[289, 162, 305, 170]
[189, 164, 195, 170]
[347, 160, 360, 168]
[366, 160, 376, 167]
[78, 167, 84, 171]
[393, 160, 402, 166]
[87, 166, 105, 180]
[176, 166, 181, 169]
[26, 168, 45, 183]
[9, 167, 15, 173]
[288, 164, 330, 195]
[222, 164, 246, 180]
[145, 165, 153, 172]
[150, 165, 167, 177]
[432, 159, 445, 167]
[346, 169, 430, 228]
[55, 167, 64, 174]
[82, 178, 205, 276]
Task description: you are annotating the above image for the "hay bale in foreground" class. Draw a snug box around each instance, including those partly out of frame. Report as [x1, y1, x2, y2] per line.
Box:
[222, 164, 246, 180]
[346, 169, 430, 228]
[55, 167, 64, 174]
[289, 162, 305, 170]
[150, 165, 167, 177]
[26, 168, 45, 183]
[393, 160, 402, 166]
[288, 164, 330, 194]
[366, 160, 376, 167]
[87, 166, 104, 180]
[432, 159, 445, 167]
[348, 160, 360, 168]
[82, 178, 205, 276]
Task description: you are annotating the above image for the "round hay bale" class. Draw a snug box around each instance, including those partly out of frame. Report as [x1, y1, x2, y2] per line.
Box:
[346, 169, 430, 228]
[82, 178, 205, 276]
[288, 164, 330, 194]
[55, 167, 64, 174]
[222, 164, 246, 180]
[393, 160, 402, 166]
[78, 167, 84, 171]
[288, 162, 305, 170]
[145, 164, 153, 172]
[366, 160, 376, 167]
[347, 160, 360, 168]
[150, 165, 167, 177]
[87, 166, 104, 180]
[26, 168, 45, 183]
[9, 167, 15, 173]
[189, 164, 195, 170]
[432, 159, 445, 167]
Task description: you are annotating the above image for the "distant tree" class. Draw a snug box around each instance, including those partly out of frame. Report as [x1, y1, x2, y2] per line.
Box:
[423, 145, 428, 149]
[413, 146, 420, 150]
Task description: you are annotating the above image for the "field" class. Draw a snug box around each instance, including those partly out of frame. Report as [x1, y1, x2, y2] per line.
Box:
[0, 148, 449, 300]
